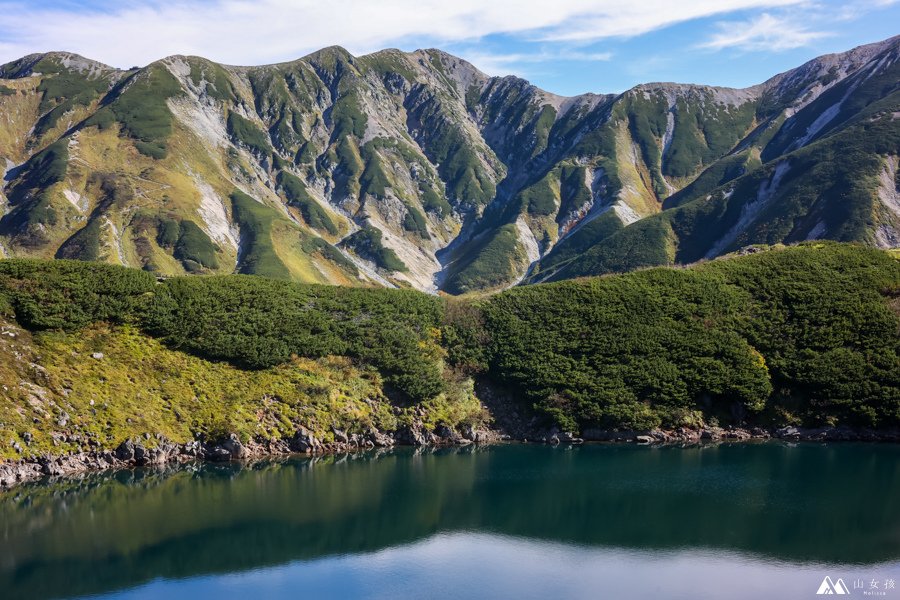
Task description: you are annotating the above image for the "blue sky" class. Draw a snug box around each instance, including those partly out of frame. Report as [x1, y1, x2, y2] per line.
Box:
[0, 0, 896, 95]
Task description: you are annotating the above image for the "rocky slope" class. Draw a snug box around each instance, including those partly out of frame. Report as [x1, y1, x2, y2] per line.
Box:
[0, 37, 898, 292]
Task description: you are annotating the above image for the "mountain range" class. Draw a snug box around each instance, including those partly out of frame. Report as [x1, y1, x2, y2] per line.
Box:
[0, 36, 898, 293]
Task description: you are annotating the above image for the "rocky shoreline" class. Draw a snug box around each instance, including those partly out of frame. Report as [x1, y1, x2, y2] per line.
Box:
[0, 422, 503, 489]
[2, 423, 898, 490]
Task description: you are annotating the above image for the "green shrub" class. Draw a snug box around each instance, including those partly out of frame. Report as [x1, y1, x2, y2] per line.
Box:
[229, 190, 291, 279]
[331, 90, 367, 139]
[55, 218, 104, 262]
[460, 243, 900, 431]
[341, 226, 407, 272]
[402, 205, 429, 237]
[277, 171, 338, 235]
[0, 260, 156, 330]
[0, 140, 69, 243]
[174, 220, 220, 270]
[145, 276, 445, 401]
[33, 63, 110, 135]
[420, 185, 451, 217]
[444, 224, 525, 294]
[227, 111, 272, 158]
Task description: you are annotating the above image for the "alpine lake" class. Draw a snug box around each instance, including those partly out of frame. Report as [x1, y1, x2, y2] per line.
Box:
[1, 442, 898, 599]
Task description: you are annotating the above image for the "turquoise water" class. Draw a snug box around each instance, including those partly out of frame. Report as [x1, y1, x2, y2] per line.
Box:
[0, 442, 898, 599]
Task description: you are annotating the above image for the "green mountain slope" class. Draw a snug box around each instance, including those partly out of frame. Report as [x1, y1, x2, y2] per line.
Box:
[528, 37, 900, 282]
[0, 37, 897, 293]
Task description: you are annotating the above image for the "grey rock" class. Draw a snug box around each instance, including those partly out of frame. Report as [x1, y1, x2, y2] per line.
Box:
[434, 424, 461, 443]
[395, 423, 429, 446]
[290, 428, 319, 453]
[207, 447, 232, 462]
[366, 429, 394, 448]
[776, 426, 801, 439]
[115, 439, 135, 461]
[700, 428, 723, 441]
[181, 440, 202, 456]
[221, 434, 248, 458]
[133, 444, 148, 465]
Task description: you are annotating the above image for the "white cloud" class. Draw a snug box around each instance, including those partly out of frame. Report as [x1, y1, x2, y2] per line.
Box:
[0, 0, 809, 67]
[699, 13, 831, 51]
[460, 48, 613, 77]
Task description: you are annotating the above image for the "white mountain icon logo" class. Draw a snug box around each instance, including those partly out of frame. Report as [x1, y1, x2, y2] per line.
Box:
[817, 577, 851, 595]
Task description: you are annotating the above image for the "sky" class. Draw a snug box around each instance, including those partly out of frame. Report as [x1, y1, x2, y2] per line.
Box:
[0, 0, 896, 96]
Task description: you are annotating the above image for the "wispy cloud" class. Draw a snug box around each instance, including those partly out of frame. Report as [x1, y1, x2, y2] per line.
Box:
[535, 0, 804, 41]
[0, 0, 809, 67]
[698, 13, 831, 51]
[460, 48, 613, 77]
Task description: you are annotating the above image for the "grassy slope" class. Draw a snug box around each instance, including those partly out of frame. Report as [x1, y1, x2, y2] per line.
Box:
[0, 320, 394, 458]
[0, 259, 483, 459]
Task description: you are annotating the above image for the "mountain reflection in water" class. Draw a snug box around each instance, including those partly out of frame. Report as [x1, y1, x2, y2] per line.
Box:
[0, 443, 898, 600]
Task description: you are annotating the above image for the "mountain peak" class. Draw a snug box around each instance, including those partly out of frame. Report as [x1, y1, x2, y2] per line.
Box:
[0, 51, 116, 79]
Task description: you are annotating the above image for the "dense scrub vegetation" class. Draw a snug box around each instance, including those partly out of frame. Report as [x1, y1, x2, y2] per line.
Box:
[0, 258, 445, 404]
[540, 97, 900, 282]
[0, 243, 897, 448]
[98, 65, 183, 159]
[227, 111, 272, 159]
[229, 190, 291, 279]
[454, 243, 900, 430]
[340, 226, 407, 272]
[156, 219, 220, 271]
[443, 224, 528, 295]
[277, 171, 338, 235]
[0, 261, 480, 458]
[0, 140, 70, 245]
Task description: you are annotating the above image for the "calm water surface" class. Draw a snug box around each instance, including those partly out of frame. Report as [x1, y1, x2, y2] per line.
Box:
[0, 442, 898, 599]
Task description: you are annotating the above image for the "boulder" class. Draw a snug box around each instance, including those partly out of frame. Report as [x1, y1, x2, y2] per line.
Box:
[434, 424, 461, 444]
[775, 426, 801, 440]
[221, 434, 248, 458]
[133, 444, 147, 463]
[366, 429, 394, 448]
[181, 440, 202, 456]
[115, 439, 135, 461]
[395, 423, 429, 446]
[290, 428, 319, 453]
[700, 428, 723, 441]
[206, 447, 232, 462]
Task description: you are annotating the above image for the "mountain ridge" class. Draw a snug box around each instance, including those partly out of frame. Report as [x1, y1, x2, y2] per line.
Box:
[1, 35, 898, 293]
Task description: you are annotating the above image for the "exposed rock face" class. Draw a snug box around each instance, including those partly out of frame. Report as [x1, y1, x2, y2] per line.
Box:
[0, 37, 897, 293]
